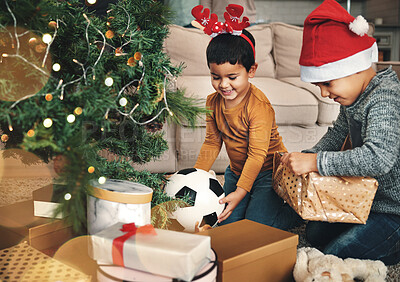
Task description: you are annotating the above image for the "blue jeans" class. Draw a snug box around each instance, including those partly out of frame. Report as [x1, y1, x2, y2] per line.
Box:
[306, 212, 400, 265]
[219, 166, 303, 230]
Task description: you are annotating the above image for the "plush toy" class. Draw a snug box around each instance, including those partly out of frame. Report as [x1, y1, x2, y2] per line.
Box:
[293, 247, 387, 282]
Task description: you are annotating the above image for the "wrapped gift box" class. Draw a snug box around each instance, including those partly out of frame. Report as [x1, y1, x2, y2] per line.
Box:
[0, 242, 91, 281]
[0, 199, 74, 251]
[198, 219, 298, 282]
[87, 179, 153, 235]
[33, 184, 64, 219]
[89, 222, 212, 281]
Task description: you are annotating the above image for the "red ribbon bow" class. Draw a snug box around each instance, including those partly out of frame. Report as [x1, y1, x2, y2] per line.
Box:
[112, 223, 156, 267]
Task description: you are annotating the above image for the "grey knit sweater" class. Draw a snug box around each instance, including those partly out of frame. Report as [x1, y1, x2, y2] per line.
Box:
[304, 67, 400, 216]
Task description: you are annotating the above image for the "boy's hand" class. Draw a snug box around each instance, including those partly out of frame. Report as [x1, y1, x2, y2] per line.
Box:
[217, 187, 247, 223]
[281, 152, 318, 175]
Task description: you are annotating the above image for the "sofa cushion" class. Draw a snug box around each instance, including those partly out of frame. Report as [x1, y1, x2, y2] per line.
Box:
[279, 77, 340, 125]
[272, 22, 303, 78]
[250, 77, 318, 126]
[246, 24, 275, 78]
[164, 25, 211, 76]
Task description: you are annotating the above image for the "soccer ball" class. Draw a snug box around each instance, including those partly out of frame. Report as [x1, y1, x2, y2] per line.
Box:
[164, 168, 225, 232]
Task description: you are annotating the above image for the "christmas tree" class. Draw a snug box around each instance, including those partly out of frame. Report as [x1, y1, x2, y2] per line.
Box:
[0, 0, 205, 233]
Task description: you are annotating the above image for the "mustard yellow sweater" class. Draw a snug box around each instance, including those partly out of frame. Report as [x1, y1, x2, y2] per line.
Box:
[195, 84, 287, 192]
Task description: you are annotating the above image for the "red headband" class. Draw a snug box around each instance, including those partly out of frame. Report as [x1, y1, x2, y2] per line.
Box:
[191, 4, 255, 59]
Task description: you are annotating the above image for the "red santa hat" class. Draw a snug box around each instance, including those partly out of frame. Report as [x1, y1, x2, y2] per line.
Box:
[299, 0, 378, 82]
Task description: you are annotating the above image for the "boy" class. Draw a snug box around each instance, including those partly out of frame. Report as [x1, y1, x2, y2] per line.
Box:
[192, 4, 302, 229]
[281, 0, 400, 264]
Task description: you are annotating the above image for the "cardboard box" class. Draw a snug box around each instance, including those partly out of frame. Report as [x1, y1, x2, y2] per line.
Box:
[33, 184, 64, 219]
[198, 219, 298, 282]
[0, 199, 74, 251]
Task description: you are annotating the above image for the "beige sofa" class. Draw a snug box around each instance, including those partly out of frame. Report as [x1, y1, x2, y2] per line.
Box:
[135, 23, 340, 174]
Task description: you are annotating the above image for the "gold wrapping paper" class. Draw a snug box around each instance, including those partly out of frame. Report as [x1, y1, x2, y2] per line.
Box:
[272, 152, 378, 224]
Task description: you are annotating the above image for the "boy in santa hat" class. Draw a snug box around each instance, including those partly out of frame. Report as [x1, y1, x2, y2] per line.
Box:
[281, 0, 400, 264]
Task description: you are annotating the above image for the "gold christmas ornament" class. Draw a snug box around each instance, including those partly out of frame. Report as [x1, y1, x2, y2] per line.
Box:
[155, 83, 164, 103]
[127, 57, 136, 67]
[48, 21, 57, 29]
[105, 30, 114, 39]
[134, 52, 142, 61]
[88, 166, 95, 173]
[115, 47, 127, 56]
[74, 107, 83, 115]
[27, 129, 35, 137]
[1, 134, 9, 142]
[28, 37, 38, 47]
[45, 93, 53, 101]
[34, 43, 46, 53]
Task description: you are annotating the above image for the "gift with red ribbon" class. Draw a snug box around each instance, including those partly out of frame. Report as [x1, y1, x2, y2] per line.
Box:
[89, 222, 211, 281]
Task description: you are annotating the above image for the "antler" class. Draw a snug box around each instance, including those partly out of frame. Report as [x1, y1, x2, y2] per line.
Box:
[224, 4, 250, 35]
[191, 5, 218, 36]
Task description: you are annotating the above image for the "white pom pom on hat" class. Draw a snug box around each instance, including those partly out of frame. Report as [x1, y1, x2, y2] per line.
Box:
[349, 15, 370, 36]
[299, 0, 378, 82]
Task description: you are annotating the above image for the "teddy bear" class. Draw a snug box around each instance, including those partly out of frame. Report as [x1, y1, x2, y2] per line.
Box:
[293, 247, 387, 282]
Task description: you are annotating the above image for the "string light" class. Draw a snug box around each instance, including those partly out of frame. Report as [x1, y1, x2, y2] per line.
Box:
[88, 166, 95, 173]
[64, 193, 72, 200]
[104, 77, 113, 86]
[98, 176, 106, 184]
[52, 63, 61, 72]
[43, 118, 53, 128]
[27, 129, 35, 137]
[74, 107, 83, 115]
[67, 114, 76, 123]
[42, 33, 52, 44]
[45, 93, 53, 101]
[119, 97, 127, 106]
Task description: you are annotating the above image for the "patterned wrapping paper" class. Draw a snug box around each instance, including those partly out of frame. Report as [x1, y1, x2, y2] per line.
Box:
[0, 242, 91, 282]
[272, 152, 378, 224]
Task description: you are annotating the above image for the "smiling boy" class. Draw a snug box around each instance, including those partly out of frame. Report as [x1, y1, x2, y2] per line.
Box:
[192, 4, 302, 229]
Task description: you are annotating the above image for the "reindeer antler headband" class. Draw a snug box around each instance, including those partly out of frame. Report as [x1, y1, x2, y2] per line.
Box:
[191, 4, 255, 59]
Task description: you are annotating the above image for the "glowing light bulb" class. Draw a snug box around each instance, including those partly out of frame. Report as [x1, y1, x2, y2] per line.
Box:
[67, 114, 76, 123]
[42, 33, 52, 44]
[27, 129, 35, 137]
[98, 176, 106, 184]
[88, 166, 95, 173]
[45, 93, 53, 101]
[43, 118, 53, 128]
[64, 193, 72, 200]
[104, 77, 113, 87]
[87, 0, 97, 4]
[74, 107, 83, 115]
[119, 97, 128, 106]
[52, 63, 61, 72]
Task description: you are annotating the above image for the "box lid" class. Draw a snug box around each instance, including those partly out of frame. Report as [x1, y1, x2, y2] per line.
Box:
[89, 179, 153, 204]
[198, 219, 298, 271]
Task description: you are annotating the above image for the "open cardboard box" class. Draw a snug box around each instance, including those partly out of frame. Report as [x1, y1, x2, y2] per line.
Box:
[0, 198, 74, 251]
[198, 219, 298, 282]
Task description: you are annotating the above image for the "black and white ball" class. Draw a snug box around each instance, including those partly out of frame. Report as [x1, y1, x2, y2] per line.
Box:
[165, 168, 225, 232]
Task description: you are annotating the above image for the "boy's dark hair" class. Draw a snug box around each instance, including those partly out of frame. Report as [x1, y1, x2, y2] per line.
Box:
[206, 29, 255, 72]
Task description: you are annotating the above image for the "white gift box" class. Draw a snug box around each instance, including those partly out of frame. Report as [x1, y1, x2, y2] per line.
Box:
[89, 223, 212, 281]
[87, 179, 153, 234]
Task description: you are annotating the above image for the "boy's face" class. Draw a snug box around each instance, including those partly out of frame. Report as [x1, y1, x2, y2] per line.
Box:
[313, 72, 367, 106]
[209, 62, 257, 107]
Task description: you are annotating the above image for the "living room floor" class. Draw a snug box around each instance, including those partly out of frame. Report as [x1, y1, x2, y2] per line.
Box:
[1, 158, 399, 281]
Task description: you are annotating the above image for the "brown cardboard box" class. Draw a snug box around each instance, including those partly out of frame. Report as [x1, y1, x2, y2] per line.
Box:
[0, 199, 74, 251]
[198, 219, 298, 282]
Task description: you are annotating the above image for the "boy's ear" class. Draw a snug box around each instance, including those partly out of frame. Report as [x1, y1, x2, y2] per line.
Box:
[248, 63, 258, 78]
